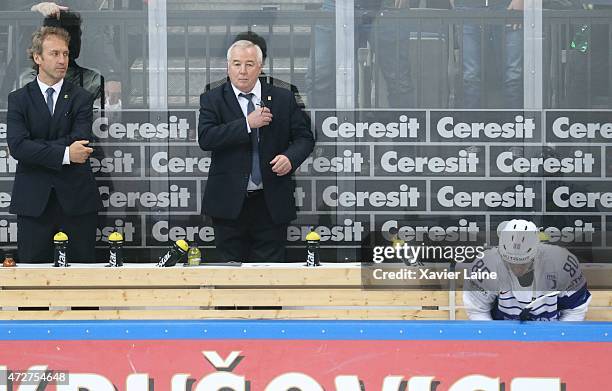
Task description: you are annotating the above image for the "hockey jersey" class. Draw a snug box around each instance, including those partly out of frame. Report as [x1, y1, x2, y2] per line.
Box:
[462, 244, 592, 321]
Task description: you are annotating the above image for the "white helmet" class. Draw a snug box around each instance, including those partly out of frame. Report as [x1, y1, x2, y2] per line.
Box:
[497, 219, 540, 265]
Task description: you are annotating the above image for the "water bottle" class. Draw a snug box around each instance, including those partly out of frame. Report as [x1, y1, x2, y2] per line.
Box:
[571, 25, 589, 53]
[187, 246, 202, 266]
[157, 239, 189, 267]
[107, 231, 124, 267]
[305, 228, 321, 267]
[53, 231, 69, 267]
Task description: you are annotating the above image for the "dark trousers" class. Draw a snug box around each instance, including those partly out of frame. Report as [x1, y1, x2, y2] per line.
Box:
[212, 190, 287, 262]
[17, 190, 98, 263]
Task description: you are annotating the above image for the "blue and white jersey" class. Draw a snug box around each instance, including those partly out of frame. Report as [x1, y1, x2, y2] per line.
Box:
[462, 244, 592, 321]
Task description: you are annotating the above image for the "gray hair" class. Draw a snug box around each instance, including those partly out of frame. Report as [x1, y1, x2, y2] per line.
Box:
[226, 39, 263, 65]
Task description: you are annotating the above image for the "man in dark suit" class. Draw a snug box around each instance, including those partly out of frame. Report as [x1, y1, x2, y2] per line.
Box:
[7, 26, 102, 263]
[198, 40, 314, 262]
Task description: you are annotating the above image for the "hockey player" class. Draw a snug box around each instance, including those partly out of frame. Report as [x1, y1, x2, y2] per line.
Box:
[463, 219, 591, 321]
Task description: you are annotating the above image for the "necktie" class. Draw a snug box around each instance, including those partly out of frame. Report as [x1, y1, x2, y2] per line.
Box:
[45, 87, 54, 115]
[239, 92, 262, 186]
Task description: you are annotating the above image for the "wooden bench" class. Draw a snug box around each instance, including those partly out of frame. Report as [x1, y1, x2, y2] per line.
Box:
[1, 264, 610, 321]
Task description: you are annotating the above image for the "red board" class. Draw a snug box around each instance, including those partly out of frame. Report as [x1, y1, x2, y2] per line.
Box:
[1, 340, 611, 390]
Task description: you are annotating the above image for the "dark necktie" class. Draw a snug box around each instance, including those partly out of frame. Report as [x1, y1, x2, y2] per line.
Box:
[239, 92, 262, 186]
[45, 87, 54, 115]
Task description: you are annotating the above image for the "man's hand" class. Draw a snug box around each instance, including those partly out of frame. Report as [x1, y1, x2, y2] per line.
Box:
[69, 140, 93, 163]
[270, 154, 292, 176]
[247, 107, 273, 129]
[31, 2, 69, 19]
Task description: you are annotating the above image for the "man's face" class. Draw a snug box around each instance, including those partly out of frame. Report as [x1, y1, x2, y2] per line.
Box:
[34, 35, 68, 85]
[227, 46, 262, 93]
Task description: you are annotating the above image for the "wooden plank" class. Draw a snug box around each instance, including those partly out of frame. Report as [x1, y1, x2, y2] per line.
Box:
[0, 309, 451, 321]
[0, 267, 368, 287]
[586, 310, 612, 322]
[456, 308, 612, 322]
[3, 265, 609, 288]
[0, 289, 448, 307]
[456, 291, 612, 307]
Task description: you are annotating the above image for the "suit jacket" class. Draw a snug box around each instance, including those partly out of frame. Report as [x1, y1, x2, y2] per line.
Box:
[198, 81, 314, 224]
[7, 79, 102, 217]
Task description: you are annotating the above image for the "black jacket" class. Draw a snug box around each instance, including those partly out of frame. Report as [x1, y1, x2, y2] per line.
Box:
[7, 79, 102, 217]
[198, 81, 314, 224]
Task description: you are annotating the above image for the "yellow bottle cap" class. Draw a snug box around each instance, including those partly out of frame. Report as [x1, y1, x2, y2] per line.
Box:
[54, 231, 68, 242]
[108, 232, 124, 242]
[306, 229, 320, 241]
[392, 238, 405, 247]
[176, 239, 189, 251]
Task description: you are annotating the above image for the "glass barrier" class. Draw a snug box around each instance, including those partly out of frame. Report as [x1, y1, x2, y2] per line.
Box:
[0, 1, 610, 263]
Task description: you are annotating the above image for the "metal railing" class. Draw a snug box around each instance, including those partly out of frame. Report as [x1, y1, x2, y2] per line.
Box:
[0, 9, 610, 109]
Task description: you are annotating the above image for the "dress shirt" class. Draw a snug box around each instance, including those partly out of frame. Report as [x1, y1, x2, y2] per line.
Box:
[37, 77, 70, 165]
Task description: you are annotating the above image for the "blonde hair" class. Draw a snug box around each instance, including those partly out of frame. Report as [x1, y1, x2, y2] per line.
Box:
[28, 26, 70, 71]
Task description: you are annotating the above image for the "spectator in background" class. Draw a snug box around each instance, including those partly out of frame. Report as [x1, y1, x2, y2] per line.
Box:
[564, 1, 611, 108]
[42, 11, 104, 105]
[463, 219, 591, 321]
[306, 0, 415, 109]
[454, 0, 524, 108]
[0, 1, 121, 108]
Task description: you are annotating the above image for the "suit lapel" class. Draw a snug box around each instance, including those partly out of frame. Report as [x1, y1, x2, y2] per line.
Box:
[52, 82, 71, 120]
[26, 80, 52, 121]
[259, 81, 273, 144]
[49, 81, 73, 139]
[223, 82, 244, 119]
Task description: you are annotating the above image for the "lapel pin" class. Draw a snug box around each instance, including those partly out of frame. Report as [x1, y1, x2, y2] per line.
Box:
[267, 96, 272, 102]
[64, 94, 69, 99]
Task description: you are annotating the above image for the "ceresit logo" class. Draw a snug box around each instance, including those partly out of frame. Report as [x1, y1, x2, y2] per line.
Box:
[378, 149, 479, 175]
[319, 183, 422, 210]
[551, 184, 612, 210]
[431, 111, 540, 142]
[436, 115, 535, 139]
[287, 219, 365, 242]
[298, 148, 366, 175]
[492, 147, 598, 176]
[0, 218, 17, 243]
[380, 218, 481, 242]
[493, 217, 598, 245]
[0, 149, 17, 174]
[316, 111, 425, 142]
[151, 220, 215, 243]
[150, 151, 211, 174]
[293, 181, 313, 211]
[90, 149, 137, 175]
[432, 182, 539, 210]
[551, 116, 612, 139]
[98, 181, 197, 211]
[96, 218, 138, 243]
[92, 113, 192, 140]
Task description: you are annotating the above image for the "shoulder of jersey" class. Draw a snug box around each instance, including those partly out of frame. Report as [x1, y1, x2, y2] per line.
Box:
[538, 244, 582, 287]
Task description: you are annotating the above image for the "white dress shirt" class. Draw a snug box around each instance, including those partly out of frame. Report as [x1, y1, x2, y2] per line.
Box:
[231, 80, 263, 191]
[37, 77, 71, 165]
